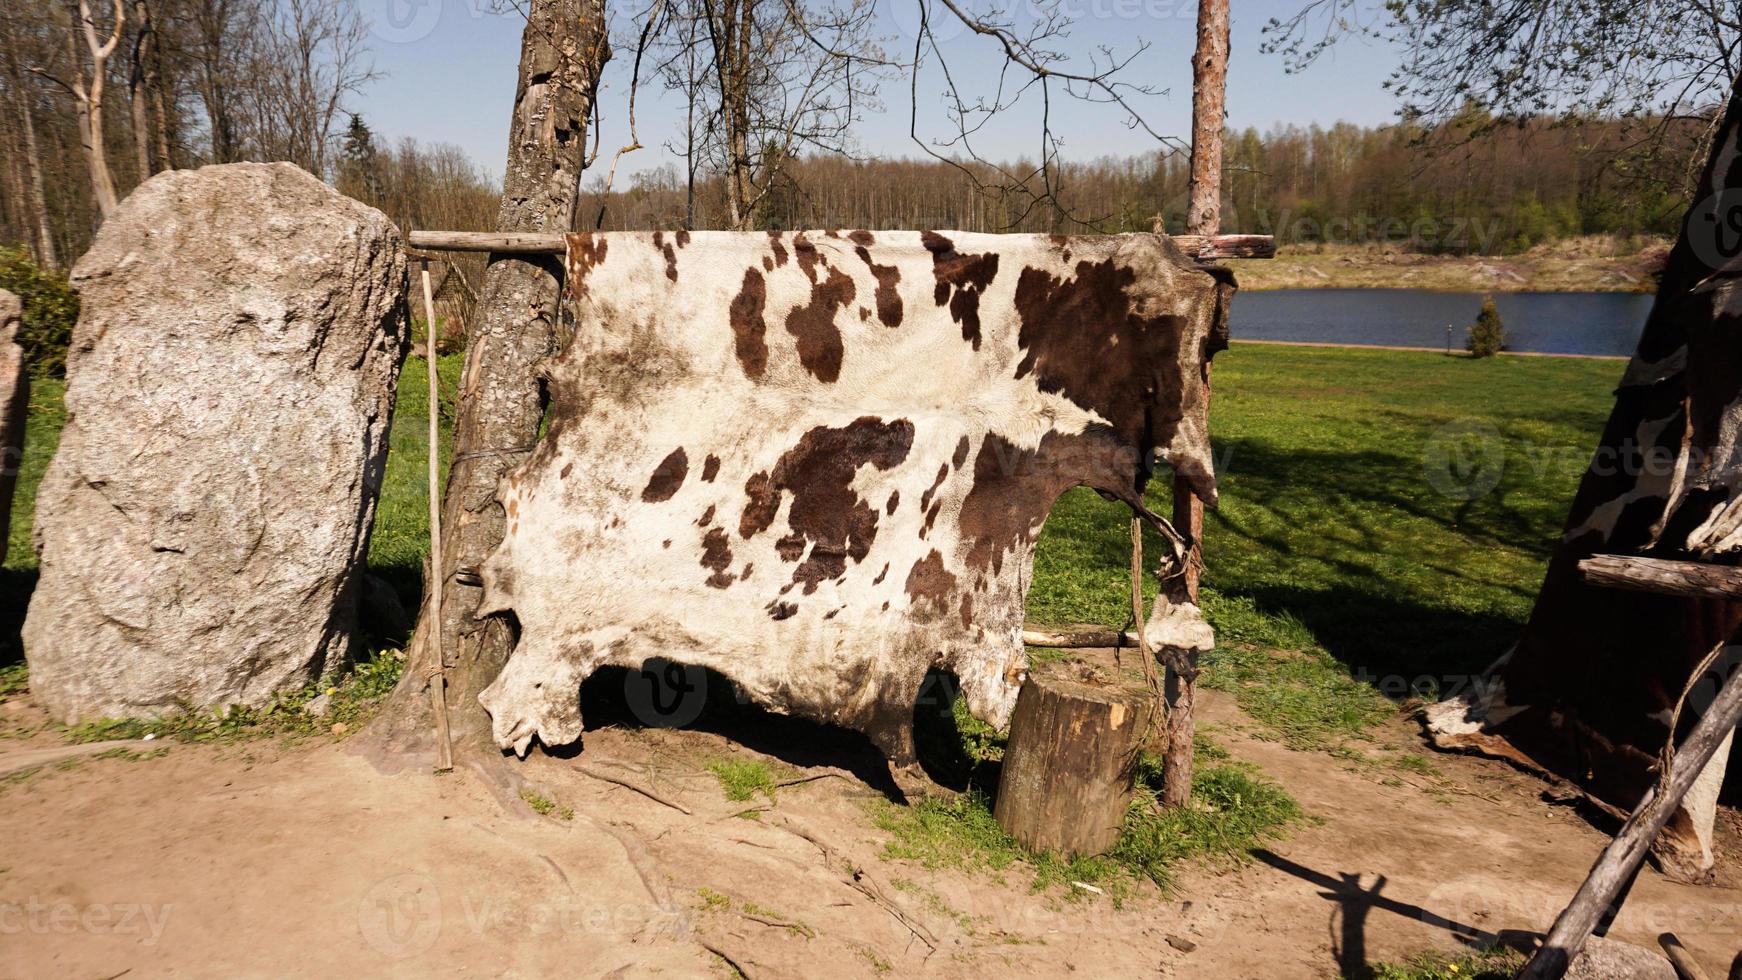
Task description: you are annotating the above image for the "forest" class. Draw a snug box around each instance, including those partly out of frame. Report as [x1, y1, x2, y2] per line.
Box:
[0, 0, 1706, 272]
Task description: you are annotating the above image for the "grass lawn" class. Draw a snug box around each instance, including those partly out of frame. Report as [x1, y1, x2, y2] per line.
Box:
[4, 345, 1618, 717]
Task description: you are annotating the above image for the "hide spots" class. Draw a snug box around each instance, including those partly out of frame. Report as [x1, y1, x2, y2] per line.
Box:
[700, 527, 735, 588]
[848, 230, 875, 247]
[872, 562, 889, 585]
[676, 229, 691, 247]
[785, 267, 854, 383]
[919, 463, 949, 513]
[854, 246, 904, 327]
[885, 490, 899, 515]
[741, 417, 915, 594]
[952, 436, 971, 469]
[955, 433, 1074, 575]
[641, 448, 689, 502]
[569, 233, 609, 278]
[904, 550, 958, 622]
[766, 600, 798, 620]
[701, 454, 721, 482]
[560, 461, 574, 479]
[766, 231, 789, 269]
[696, 504, 716, 526]
[730, 268, 769, 379]
[739, 471, 781, 538]
[1014, 257, 1187, 456]
[792, 233, 822, 282]
[922, 231, 999, 349]
[652, 231, 678, 281]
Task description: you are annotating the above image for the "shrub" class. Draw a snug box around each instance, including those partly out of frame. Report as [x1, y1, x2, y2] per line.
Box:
[0, 246, 79, 377]
[1466, 295, 1505, 358]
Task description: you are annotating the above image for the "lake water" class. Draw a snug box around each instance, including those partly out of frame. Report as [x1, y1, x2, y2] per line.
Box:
[1230, 289, 1656, 357]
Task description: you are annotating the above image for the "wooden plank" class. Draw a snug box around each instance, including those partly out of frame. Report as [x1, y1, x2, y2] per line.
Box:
[405, 230, 1277, 260]
[1515, 659, 1742, 979]
[1577, 555, 1742, 600]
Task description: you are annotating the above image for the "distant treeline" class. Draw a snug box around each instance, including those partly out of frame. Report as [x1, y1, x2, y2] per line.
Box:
[582, 115, 1700, 255]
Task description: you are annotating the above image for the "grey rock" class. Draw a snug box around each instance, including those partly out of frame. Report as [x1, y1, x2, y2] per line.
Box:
[23, 162, 409, 722]
[0, 289, 25, 567]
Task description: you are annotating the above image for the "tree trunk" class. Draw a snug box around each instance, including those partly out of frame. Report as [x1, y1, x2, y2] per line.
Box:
[1160, 0, 1229, 810]
[128, 0, 153, 180]
[994, 672, 1156, 857]
[359, 0, 610, 785]
[18, 98, 58, 269]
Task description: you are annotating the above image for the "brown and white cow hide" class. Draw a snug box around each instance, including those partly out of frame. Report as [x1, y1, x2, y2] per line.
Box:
[1428, 77, 1742, 878]
[476, 231, 1231, 777]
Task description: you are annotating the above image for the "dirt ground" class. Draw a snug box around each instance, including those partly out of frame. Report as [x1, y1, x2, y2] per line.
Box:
[2, 685, 1738, 979]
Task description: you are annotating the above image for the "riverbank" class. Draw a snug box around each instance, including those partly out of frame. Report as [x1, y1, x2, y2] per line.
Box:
[1227, 235, 1670, 293]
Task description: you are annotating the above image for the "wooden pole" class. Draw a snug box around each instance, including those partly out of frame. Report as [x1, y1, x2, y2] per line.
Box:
[1658, 933, 1712, 980]
[1156, 0, 1229, 811]
[1577, 555, 1742, 601]
[404, 229, 1277, 260]
[1517, 661, 1742, 978]
[418, 259, 454, 772]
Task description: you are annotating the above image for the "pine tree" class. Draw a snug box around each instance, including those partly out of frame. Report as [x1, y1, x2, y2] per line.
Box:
[1467, 295, 1506, 357]
[338, 114, 382, 204]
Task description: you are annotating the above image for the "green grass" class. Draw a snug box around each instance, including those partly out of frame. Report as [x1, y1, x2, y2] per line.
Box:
[875, 735, 1303, 899]
[1031, 344, 1616, 746]
[62, 650, 405, 744]
[707, 758, 779, 802]
[1359, 947, 1525, 980]
[519, 788, 574, 820]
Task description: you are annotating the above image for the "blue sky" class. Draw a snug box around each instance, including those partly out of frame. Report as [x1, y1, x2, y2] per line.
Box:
[354, 0, 1400, 179]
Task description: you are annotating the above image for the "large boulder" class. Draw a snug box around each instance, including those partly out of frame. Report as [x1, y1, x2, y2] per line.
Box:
[0, 289, 25, 567]
[24, 163, 409, 722]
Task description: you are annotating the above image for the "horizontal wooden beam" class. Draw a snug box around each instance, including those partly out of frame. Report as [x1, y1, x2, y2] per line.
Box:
[1021, 627, 1140, 648]
[405, 230, 1277, 260]
[1577, 554, 1742, 600]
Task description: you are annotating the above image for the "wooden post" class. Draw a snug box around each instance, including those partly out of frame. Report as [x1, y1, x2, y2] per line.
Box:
[1156, 0, 1229, 810]
[994, 672, 1156, 857]
[418, 259, 454, 772]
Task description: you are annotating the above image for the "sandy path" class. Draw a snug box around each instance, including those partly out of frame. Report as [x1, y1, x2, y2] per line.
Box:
[1, 690, 1736, 978]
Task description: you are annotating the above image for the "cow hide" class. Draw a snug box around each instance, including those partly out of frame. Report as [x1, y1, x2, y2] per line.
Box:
[476, 230, 1231, 778]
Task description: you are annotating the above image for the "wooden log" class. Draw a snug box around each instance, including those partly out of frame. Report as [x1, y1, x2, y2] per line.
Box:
[404, 229, 1277, 260]
[1578, 555, 1742, 600]
[1516, 652, 1742, 979]
[993, 672, 1156, 857]
[1020, 626, 1140, 648]
[1658, 933, 1712, 980]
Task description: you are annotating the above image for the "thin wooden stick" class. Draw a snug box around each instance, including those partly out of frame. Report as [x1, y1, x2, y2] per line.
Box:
[418, 259, 453, 772]
[1516, 657, 1742, 979]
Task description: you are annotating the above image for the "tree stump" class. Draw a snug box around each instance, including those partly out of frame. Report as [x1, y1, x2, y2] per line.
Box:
[994, 671, 1157, 857]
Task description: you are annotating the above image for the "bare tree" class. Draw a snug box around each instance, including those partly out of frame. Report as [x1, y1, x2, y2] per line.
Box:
[53, 0, 126, 219]
[363, 0, 612, 784]
[248, 0, 377, 176]
[648, 0, 883, 229]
